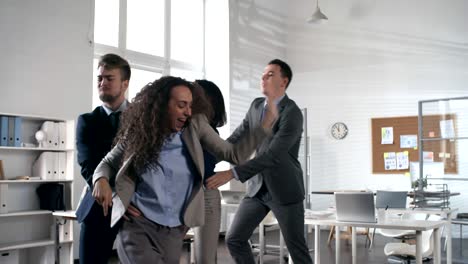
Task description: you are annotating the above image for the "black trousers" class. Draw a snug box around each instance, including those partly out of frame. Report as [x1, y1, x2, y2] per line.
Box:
[79, 202, 119, 264]
[225, 187, 313, 264]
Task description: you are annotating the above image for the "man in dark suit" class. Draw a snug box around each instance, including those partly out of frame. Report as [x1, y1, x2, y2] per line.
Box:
[207, 59, 312, 263]
[75, 53, 130, 264]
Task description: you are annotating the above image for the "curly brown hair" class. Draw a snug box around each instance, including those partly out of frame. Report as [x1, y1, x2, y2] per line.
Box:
[115, 76, 212, 173]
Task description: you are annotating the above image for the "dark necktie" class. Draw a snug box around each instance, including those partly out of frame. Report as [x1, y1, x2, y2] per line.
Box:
[260, 104, 268, 121]
[109, 112, 121, 131]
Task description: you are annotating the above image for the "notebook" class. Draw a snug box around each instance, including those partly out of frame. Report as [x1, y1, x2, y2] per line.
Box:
[335, 192, 376, 223]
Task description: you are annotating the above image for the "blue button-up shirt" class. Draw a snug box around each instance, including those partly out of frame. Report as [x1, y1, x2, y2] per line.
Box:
[131, 132, 195, 227]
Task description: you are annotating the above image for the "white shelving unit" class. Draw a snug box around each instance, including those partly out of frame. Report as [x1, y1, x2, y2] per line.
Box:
[0, 112, 74, 264]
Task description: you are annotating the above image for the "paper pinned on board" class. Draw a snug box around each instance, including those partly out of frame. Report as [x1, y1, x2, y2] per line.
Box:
[381, 127, 394, 144]
[423, 151, 434, 162]
[400, 135, 417, 148]
[384, 152, 397, 170]
[440, 119, 455, 138]
[396, 151, 409, 170]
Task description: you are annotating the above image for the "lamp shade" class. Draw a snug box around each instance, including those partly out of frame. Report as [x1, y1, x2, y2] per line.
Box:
[307, 6, 328, 23]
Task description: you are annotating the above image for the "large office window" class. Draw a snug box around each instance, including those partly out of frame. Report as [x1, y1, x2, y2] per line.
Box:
[92, 0, 231, 189]
[92, 0, 205, 106]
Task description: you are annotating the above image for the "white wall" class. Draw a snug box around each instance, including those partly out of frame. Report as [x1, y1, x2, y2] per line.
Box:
[285, 0, 468, 237]
[229, 0, 290, 190]
[0, 0, 94, 257]
[229, 0, 289, 127]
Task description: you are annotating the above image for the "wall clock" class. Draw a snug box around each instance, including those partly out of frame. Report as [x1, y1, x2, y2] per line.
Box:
[331, 122, 348, 140]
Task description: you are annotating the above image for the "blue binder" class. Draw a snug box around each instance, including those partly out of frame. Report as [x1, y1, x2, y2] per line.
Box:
[14, 117, 22, 147]
[7, 117, 15, 146]
[0, 116, 8, 146]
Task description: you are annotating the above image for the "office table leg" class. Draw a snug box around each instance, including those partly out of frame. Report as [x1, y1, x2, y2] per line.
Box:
[433, 227, 441, 264]
[54, 218, 62, 264]
[335, 226, 340, 264]
[259, 222, 265, 264]
[315, 225, 320, 264]
[447, 212, 452, 264]
[279, 231, 285, 264]
[351, 227, 356, 264]
[415, 231, 422, 264]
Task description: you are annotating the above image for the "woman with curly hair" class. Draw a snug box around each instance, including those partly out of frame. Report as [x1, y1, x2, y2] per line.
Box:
[91, 76, 277, 264]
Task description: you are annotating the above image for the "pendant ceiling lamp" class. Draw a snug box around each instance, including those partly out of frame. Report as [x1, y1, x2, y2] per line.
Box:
[307, 0, 328, 23]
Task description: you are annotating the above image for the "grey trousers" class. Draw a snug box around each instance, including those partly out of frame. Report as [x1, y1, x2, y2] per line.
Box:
[226, 190, 313, 264]
[116, 215, 189, 264]
[193, 189, 221, 264]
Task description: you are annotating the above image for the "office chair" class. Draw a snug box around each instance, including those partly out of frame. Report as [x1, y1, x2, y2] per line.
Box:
[384, 215, 442, 263]
[251, 211, 288, 264]
[370, 190, 413, 248]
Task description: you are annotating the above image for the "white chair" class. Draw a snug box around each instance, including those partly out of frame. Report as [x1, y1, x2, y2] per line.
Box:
[377, 212, 427, 239]
[252, 212, 288, 264]
[369, 190, 412, 247]
[384, 215, 442, 263]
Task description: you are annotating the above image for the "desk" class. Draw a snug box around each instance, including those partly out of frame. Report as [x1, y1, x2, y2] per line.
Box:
[382, 207, 457, 264]
[312, 190, 459, 262]
[311, 190, 366, 195]
[305, 218, 446, 264]
[52, 211, 76, 264]
[311, 190, 461, 198]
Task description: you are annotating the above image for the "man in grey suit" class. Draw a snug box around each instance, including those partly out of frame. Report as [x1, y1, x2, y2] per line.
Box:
[207, 59, 312, 263]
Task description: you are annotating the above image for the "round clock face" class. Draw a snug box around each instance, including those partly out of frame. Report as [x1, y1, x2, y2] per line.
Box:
[331, 122, 348, 139]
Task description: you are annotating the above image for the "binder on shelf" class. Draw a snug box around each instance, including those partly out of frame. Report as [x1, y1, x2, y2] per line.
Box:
[13, 117, 22, 147]
[40, 121, 59, 148]
[0, 116, 8, 146]
[32, 152, 57, 180]
[59, 218, 72, 241]
[57, 152, 67, 180]
[52, 122, 59, 148]
[58, 122, 67, 149]
[0, 184, 8, 213]
[7, 117, 15, 146]
[0, 160, 5, 180]
[0, 249, 18, 262]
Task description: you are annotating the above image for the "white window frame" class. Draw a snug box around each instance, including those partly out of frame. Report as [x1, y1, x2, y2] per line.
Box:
[93, 0, 206, 86]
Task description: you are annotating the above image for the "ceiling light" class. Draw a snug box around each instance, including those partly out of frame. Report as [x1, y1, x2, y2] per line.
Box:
[307, 0, 328, 24]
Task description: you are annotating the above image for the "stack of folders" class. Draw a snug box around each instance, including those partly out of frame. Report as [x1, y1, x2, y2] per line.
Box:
[0, 115, 22, 147]
[32, 152, 67, 180]
[38, 121, 67, 149]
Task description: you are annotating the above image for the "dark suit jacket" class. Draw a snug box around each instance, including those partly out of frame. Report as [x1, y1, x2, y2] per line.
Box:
[75, 106, 120, 222]
[229, 95, 305, 205]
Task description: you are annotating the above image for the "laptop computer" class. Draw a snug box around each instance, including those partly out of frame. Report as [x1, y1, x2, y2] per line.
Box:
[375, 190, 407, 209]
[335, 192, 376, 223]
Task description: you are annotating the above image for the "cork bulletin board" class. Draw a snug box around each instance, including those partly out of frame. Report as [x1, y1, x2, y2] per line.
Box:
[371, 115, 457, 174]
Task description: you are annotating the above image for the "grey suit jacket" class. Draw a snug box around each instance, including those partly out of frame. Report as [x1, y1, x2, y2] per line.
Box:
[92, 114, 268, 227]
[229, 95, 305, 205]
